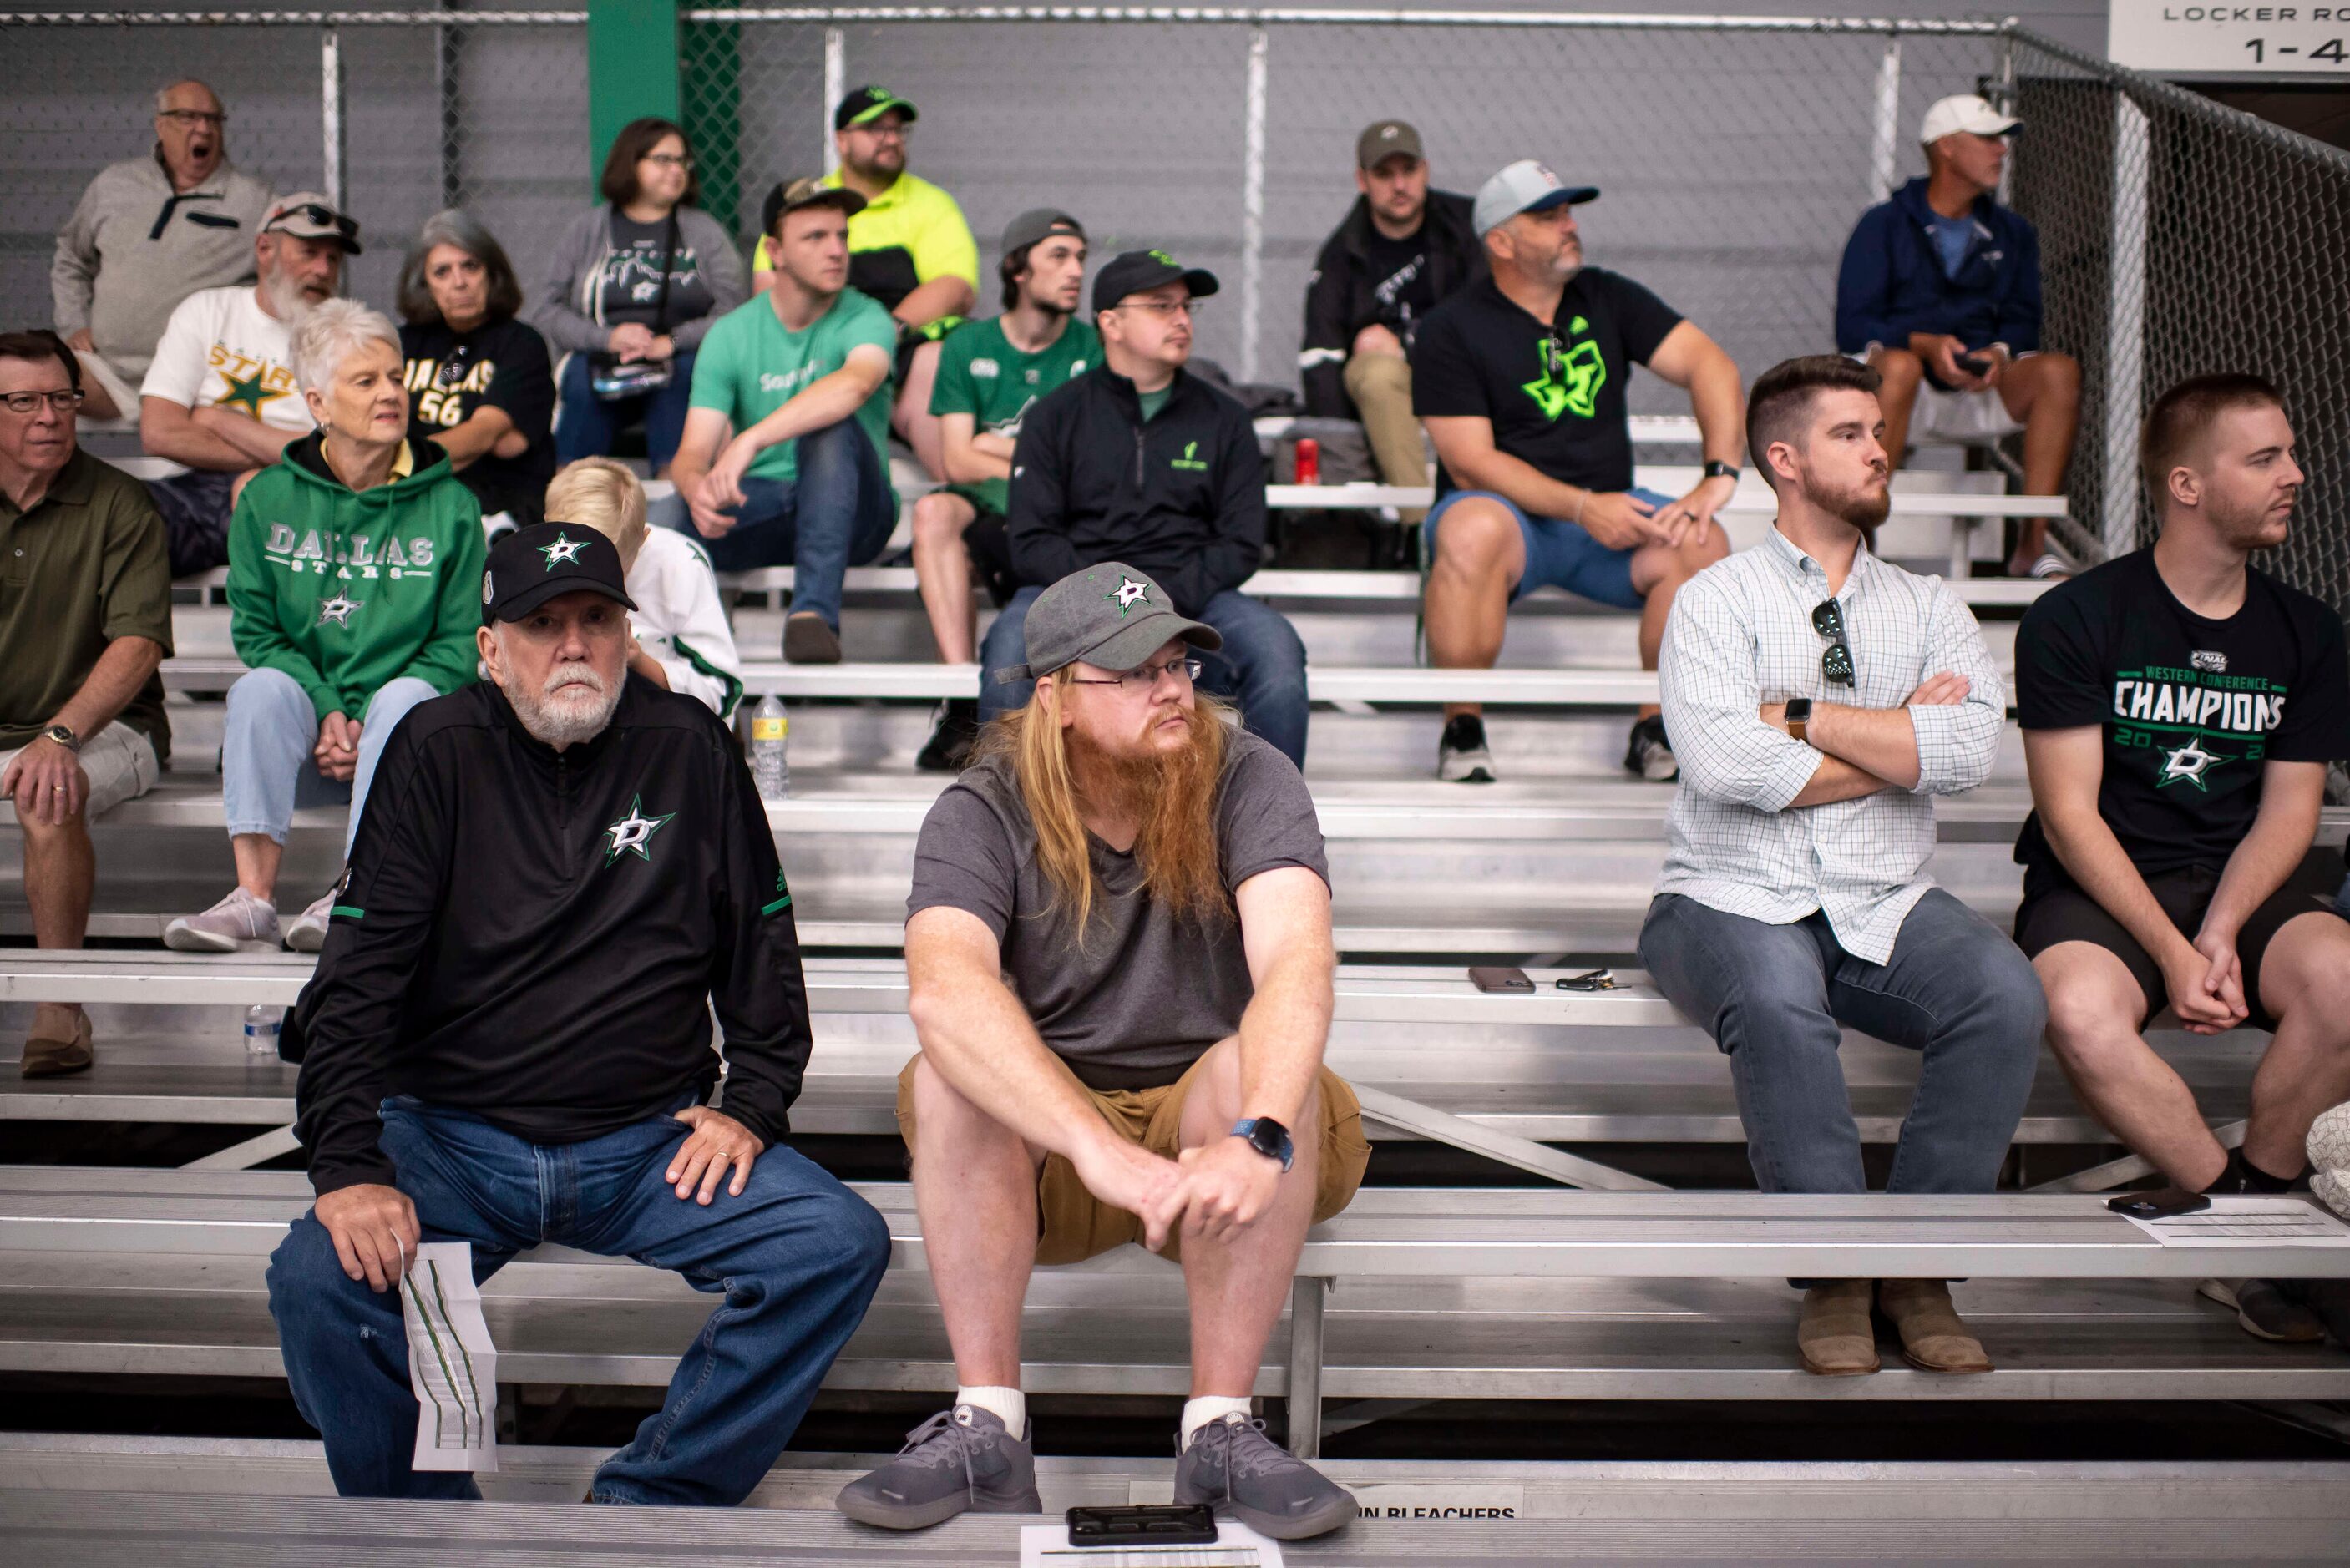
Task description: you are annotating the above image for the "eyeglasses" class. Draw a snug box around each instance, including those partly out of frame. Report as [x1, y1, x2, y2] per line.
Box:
[1118, 300, 1203, 318]
[1069, 656, 1203, 693]
[643, 152, 693, 169]
[1811, 599, 1856, 686]
[158, 109, 227, 128]
[0, 388, 84, 416]
[853, 124, 912, 143]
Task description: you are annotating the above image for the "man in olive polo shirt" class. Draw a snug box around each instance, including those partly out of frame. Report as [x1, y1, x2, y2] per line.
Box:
[0, 331, 174, 1078]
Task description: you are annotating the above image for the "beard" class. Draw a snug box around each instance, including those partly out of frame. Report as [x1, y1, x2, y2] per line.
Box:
[263, 268, 322, 325]
[1813, 468, 1892, 533]
[504, 656, 620, 748]
[1067, 701, 1231, 928]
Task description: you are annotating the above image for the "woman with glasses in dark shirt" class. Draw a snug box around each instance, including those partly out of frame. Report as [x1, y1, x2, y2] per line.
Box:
[529, 118, 748, 478]
[398, 209, 555, 527]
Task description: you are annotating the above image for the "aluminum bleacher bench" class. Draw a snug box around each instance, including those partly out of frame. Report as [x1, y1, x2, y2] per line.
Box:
[5, 1166, 2347, 1457]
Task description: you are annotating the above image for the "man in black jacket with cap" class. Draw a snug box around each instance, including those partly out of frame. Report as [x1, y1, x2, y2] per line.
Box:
[265, 521, 889, 1505]
[981, 249, 1309, 766]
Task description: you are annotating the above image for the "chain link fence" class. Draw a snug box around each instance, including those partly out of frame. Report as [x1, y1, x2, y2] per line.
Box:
[4, 8, 2348, 613]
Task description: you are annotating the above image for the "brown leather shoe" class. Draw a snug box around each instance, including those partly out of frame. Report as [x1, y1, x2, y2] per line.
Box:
[1876, 1279, 1993, 1373]
[20, 1010, 94, 1078]
[1797, 1279, 1880, 1375]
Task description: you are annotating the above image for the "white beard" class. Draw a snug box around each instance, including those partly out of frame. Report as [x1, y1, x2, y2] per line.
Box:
[504, 660, 620, 747]
[263, 270, 318, 326]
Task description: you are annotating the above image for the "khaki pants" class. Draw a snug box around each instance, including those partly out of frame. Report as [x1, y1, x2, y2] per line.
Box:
[1343, 351, 1430, 522]
[896, 1052, 1371, 1265]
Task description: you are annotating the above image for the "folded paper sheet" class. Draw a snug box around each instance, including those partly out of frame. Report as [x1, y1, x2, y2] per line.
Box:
[402, 1241, 499, 1473]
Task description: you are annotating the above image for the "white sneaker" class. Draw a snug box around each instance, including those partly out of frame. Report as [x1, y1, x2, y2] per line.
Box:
[164, 888, 281, 953]
[283, 888, 337, 953]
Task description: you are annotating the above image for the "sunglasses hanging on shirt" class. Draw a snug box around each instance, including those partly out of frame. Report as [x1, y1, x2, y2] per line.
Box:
[1811, 599, 1856, 687]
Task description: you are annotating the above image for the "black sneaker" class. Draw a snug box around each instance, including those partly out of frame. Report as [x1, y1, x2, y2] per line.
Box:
[1625, 713, 1678, 782]
[783, 609, 842, 664]
[1436, 713, 1496, 783]
[917, 700, 981, 772]
[2197, 1277, 2327, 1343]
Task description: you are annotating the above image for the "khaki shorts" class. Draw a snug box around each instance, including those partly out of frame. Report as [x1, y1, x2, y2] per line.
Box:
[0, 722, 159, 821]
[895, 1051, 1371, 1266]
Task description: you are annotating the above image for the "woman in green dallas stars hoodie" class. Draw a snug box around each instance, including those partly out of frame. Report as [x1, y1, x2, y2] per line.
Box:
[166, 301, 486, 957]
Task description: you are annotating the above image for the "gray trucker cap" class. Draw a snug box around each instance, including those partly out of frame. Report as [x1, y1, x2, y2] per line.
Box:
[993, 562, 1222, 684]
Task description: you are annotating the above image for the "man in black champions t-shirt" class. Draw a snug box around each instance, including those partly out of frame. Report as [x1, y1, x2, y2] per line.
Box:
[1410, 159, 1746, 787]
[2016, 376, 2350, 1300]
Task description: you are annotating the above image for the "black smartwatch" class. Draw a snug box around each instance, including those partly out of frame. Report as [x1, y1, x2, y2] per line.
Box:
[1783, 697, 1813, 745]
[1230, 1117, 1294, 1173]
[1702, 459, 1740, 483]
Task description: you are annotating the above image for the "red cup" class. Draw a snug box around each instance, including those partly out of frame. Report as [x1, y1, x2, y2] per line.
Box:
[1294, 437, 1319, 486]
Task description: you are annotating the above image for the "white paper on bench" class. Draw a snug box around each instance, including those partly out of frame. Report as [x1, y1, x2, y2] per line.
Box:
[401, 1242, 498, 1472]
[1021, 1521, 1281, 1566]
[2120, 1196, 2350, 1247]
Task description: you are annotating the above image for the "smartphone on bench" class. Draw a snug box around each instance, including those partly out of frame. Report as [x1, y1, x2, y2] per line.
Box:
[1066, 1502, 1219, 1545]
[1468, 965, 1535, 994]
[2107, 1187, 2211, 1220]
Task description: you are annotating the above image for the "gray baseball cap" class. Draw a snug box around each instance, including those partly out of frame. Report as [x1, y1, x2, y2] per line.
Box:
[1472, 159, 1599, 238]
[1001, 207, 1085, 256]
[995, 562, 1222, 684]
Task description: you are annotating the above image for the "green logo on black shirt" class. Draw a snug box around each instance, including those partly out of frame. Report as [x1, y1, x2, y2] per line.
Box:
[603, 794, 675, 865]
[1523, 331, 1604, 422]
[2109, 665, 2286, 791]
[1172, 440, 1209, 472]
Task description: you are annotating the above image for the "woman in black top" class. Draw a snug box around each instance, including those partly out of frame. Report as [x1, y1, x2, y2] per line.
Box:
[397, 210, 555, 525]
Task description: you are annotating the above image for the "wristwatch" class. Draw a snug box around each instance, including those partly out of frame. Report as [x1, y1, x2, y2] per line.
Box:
[1783, 698, 1812, 745]
[1702, 459, 1740, 483]
[41, 724, 80, 754]
[1230, 1117, 1294, 1173]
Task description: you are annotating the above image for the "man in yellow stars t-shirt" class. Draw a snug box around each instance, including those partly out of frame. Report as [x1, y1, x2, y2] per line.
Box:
[752, 87, 979, 481]
[139, 192, 360, 573]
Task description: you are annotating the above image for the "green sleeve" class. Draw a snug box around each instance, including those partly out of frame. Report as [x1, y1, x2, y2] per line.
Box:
[929, 323, 978, 418]
[403, 488, 489, 695]
[687, 311, 739, 413]
[848, 295, 899, 357]
[225, 476, 340, 721]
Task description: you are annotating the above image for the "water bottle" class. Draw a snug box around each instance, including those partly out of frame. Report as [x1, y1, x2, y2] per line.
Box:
[750, 695, 789, 801]
[244, 1004, 281, 1058]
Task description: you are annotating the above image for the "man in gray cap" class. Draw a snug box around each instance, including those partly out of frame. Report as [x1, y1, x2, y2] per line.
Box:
[1299, 119, 1483, 511]
[910, 208, 1098, 771]
[839, 560, 1366, 1540]
[1412, 159, 1745, 786]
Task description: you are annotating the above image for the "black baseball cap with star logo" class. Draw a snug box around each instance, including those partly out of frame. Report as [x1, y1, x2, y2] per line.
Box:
[996, 561, 1222, 683]
[482, 521, 637, 626]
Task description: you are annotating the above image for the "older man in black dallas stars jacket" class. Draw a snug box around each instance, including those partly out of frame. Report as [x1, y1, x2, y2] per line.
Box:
[265, 520, 888, 1506]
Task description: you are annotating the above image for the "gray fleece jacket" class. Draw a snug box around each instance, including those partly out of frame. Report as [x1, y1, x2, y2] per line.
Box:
[53, 151, 276, 379]
[525, 203, 749, 358]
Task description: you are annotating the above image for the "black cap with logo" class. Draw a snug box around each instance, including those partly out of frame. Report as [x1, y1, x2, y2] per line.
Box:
[1091, 249, 1220, 316]
[482, 522, 637, 626]
[834, 84, 917, 130]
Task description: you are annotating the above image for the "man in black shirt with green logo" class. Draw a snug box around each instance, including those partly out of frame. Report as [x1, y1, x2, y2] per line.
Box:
[2017, 373, 2350, 1343]
[1411, 159, 1745, 785]
[912, 209, 1099, 771]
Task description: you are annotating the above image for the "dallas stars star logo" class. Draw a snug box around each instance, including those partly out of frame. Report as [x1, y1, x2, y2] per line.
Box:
[602, 793, 675, 865]
[317, 591, 362, 627]
[215, 368, 288, 419]
[538, 531, 588, 571]
[1105, 575, 1151, 615]
[2158, 736, 2230, 790]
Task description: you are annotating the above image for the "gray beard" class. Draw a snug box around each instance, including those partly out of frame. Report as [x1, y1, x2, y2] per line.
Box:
[263, 271, 317, 326]
[504, 668, 620, 748]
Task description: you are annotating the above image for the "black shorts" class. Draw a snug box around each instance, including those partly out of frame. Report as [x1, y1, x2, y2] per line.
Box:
[953, 501, 1018, 608]
[2014, 847, 2348, 1030]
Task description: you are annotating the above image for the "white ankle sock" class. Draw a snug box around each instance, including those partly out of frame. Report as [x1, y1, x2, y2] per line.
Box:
[955, 1384, 1026, 1441]
[1180, 1395, 1252, 1449]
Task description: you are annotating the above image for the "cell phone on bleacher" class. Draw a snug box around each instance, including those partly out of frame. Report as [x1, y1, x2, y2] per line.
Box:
[1468, 965, 1535, 994]
[1066, 1502, 1220, 1545]
[2106, 1187, 2211, 1220]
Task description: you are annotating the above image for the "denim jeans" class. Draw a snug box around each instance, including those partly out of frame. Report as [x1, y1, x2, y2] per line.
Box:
[666, 417, 897, 633]
[266, 1094, 889, 1504]
[223, 668, 438, 860]
[979, 585, 1311, 768]
[1638, 888, 2044, 1194]
[555, 350, 698, 473]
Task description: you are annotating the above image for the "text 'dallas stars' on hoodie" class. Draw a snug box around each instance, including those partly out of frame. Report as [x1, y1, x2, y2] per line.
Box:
[225, 432, 487, 721]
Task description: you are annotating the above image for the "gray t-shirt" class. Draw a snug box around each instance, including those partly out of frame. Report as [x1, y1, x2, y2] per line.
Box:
[906, 731, 1329, 1090]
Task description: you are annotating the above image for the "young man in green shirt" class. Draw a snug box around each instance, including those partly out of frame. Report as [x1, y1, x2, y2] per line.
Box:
[912, 209, 1098, 770]
[672, 178, 899, 664]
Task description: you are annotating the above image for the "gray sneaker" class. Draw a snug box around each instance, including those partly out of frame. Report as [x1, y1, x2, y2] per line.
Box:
[163, 888, 281, 953]
[283, 888, 337, 953]
[2199, 1277, 2327, 1343]
[834, 1404, 1041, 1530]
[1173, 1412, 1355, 1540]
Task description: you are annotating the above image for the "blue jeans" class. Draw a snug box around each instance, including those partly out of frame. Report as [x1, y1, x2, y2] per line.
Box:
[1638, 889, 2044, 1194]
[555, 350, 698, 472]
[266, 1094, 889, 1504]
[223, 668, 438, 860]
[979, 584, 1310, 768]
[666, 417, 896, 633]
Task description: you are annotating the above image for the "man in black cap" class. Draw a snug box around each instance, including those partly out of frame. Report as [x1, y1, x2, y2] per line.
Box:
[910, 207, 1097, 771]
[838, 560, 1365, 1540]
[266, 520, 889, 1505]
[1299, 119, 1483, 513]
[982, 249, 1310, 767]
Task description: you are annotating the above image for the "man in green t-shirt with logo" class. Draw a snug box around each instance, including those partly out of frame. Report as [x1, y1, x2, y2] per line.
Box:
[671, 177, 898, 664]
[911, 209, 1099, 769]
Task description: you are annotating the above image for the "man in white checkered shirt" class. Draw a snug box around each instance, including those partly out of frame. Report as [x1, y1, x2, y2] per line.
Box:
[1638, 356, 2046, 1381]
